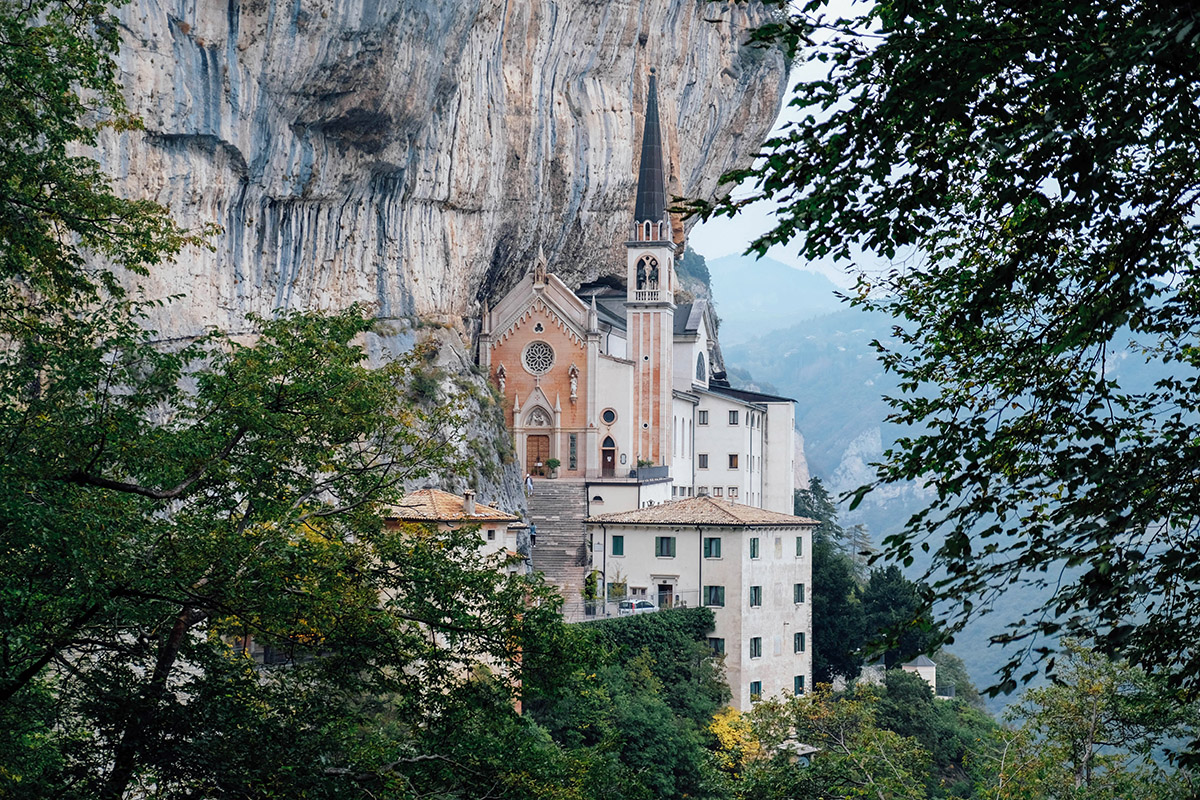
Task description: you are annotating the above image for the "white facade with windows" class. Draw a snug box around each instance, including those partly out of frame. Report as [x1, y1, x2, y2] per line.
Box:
[588, 496, 815, 711]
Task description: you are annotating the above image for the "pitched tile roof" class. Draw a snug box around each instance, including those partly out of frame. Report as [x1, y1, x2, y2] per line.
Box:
[586, 495, 818, 527]
[385, 489, 519, 523]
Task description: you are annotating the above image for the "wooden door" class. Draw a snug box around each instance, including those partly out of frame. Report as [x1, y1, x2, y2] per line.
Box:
[526, 435, 550, 476]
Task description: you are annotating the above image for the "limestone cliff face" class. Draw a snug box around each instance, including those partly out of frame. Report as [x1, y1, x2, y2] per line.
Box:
[102, 0, 786, 338]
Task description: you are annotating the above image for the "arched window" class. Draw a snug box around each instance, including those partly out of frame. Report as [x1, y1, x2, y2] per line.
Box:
[696, 353, 706, 381]
[603, 436, 616, 448]
[644, 221, 652, 240]
[636, 255, 660, 290]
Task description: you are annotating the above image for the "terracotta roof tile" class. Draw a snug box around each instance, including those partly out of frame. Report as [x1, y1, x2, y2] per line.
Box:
[385, 489, 519, 523]
[586, 496, 818, 527]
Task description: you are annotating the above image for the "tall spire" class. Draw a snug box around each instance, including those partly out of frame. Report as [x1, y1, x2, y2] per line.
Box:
[634, 68, 668, 230]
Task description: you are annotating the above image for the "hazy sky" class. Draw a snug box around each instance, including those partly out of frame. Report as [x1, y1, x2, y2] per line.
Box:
[687, 0, 876, 290]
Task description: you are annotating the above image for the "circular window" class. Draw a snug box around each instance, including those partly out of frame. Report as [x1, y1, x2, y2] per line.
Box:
[601, 409, 617, 425]
[522, 341, 555, 375]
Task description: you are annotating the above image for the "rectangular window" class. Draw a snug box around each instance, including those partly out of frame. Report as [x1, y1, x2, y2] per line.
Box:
[708, 637, 725, 655]
[794, 675, 805, 695]
[728, 454, 739, 469]
[795, 535, 804, 557]
[750, 537, 760, 559]
[794, 632, 806, 653]
[750, 637, 762, 658]
[698, 453, 709, 469]
[750, 680, 763, 701]
[713, 487, 723, 497]
[654, 536, 676, 558]
[750, 585, 763, 607]
[729, 410, 739, 425]
[486, 529, 496, 541]
[607, 582, 627, 600]
[794, 583, 806, 604]
[698, 486, 708, 496]
[698, 409, 709, 425]
[569, 433, 578, 470]
[612, 535, 624, 556]
[703, 585, 726, 607]
[774, 537, 782, 557]
[703, 537, 722, 558]
[729, 486, 738, 498]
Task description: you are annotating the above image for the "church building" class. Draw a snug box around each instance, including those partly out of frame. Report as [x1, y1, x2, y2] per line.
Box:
[476, 69, 812, 708]
[478, 69, 795, 516]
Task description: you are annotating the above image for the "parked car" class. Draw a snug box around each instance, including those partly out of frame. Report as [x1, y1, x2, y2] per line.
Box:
[617, 599, 658, 616]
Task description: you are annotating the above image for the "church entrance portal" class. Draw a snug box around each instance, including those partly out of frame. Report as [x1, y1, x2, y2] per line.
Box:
[601, 436, 616, 477]
[526, 435, 550, 476]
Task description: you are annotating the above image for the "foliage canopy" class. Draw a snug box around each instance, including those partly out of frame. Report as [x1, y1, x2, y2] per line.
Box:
[701, 0, 1200, 705]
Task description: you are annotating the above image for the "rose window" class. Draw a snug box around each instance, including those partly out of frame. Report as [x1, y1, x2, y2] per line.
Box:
[523, 341, 555, 375]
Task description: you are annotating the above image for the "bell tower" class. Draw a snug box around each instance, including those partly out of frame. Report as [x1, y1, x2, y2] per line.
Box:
[626, 68, 676, 469]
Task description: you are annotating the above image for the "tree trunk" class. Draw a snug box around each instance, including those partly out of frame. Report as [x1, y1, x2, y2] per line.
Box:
[99, 606, 200, 800]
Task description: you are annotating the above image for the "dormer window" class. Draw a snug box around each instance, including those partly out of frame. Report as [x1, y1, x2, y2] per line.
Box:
[696, 353, 706, 381]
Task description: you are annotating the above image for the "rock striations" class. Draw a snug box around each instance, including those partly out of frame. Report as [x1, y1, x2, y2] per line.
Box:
[100, 0, 787, 338]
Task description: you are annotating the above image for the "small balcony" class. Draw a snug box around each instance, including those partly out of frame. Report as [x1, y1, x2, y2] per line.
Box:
[633, 289, 664, 302]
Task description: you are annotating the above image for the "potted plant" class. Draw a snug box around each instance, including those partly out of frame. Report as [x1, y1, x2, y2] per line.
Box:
[544, 457, 561, 478]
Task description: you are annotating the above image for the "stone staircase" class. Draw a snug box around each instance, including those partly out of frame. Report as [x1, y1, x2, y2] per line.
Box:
[527, 478, 590, 613]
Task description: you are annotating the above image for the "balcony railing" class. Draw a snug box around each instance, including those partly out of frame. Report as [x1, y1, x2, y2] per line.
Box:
[633, 289, 664, 302]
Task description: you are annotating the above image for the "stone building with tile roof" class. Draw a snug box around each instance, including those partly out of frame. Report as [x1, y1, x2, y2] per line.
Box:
[587, 496, 816, 710]
[386, 489, 527, 572]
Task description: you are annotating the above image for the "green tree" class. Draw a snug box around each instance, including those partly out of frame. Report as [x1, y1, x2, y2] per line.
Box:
[746, 685, 931, 800]
[0, 2, 580, 796]
[973, 641, 1197, 799]
[796, 478, 866, 683]
[860, 566, 941, 669]
[695, 0, 1200, 705]
[874, 669, 997, 798]
[523, 608, 731, 800]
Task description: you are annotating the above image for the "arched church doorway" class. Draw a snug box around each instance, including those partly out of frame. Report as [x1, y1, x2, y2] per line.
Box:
[527, 435, 550, 476]
[601, 436, 616, 478]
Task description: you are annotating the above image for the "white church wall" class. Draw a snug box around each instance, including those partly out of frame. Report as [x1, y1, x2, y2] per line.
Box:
[763, 401, 797, 515]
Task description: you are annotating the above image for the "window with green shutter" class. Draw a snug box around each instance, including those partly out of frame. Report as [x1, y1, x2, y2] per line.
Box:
[703, 537, 721, 558]
[703, 585, 725, 607]
[794, 583, 805, 603]
[612, 535, 624, 556]
[750, 586, 762, 607]
[654, 536, 676, 558]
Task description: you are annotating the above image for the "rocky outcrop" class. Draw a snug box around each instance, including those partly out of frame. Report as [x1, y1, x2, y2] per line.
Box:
[101, 0, 787, 339]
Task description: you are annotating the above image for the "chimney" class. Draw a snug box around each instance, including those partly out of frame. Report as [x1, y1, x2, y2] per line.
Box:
[463, 489, 476, 516]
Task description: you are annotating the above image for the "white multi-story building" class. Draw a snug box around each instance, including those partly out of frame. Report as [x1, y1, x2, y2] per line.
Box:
[587, 496, 815, 711]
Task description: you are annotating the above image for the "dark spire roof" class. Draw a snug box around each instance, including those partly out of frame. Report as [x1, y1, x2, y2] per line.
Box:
[634, 68, 668, 226]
